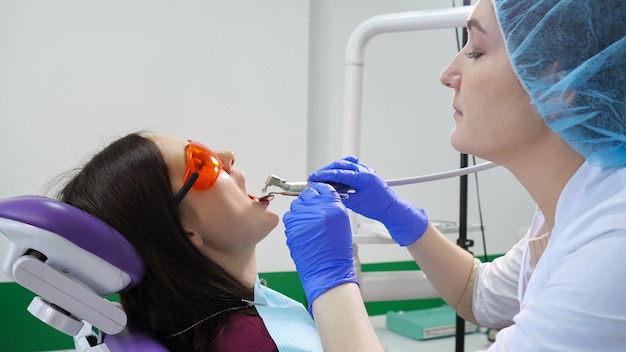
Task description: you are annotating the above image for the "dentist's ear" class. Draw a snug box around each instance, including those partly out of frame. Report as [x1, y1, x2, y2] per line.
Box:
[563, 90, 576, 106]
[545, 61, 577, 105]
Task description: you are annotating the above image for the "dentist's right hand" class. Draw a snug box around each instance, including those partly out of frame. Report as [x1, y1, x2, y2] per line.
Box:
[309, 156, 429, 246]
[283, 182, 358, 313]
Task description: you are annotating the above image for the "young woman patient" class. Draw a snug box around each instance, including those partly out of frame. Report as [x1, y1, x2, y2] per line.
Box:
[56, 132, 321, 352]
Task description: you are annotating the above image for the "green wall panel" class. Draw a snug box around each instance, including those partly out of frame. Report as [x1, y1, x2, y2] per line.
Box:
[0, 283, 73, 351]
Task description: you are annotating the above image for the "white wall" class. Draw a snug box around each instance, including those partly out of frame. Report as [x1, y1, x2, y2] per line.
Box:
[0, 0, 536, 282]
[0, 0, 309, 281]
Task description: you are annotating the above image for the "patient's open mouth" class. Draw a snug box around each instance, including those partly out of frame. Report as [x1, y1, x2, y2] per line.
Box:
[250, 194, 275, 202]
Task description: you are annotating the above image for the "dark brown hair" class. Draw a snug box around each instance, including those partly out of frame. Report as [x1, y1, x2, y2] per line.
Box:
[57, 132, 255, 351]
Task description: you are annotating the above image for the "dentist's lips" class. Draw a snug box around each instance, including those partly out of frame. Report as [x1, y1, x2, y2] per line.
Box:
[453, 105, 463, 119]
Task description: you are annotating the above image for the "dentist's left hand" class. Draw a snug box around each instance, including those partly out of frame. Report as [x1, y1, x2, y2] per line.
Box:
[283, 182, 358, 313]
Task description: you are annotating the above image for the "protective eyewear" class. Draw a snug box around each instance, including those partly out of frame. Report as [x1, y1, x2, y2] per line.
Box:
[173, 141, 223, 204]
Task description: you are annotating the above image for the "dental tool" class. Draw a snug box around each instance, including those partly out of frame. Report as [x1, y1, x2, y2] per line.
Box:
[261, 174, 308, 194]
[259, 174, 354, 201]
[258, 191, 350, 201]
[257, 191, 297, 202]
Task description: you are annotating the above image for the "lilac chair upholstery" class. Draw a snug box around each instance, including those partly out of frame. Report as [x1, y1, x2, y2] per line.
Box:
[0, 195, 168, 351]
[103, 325, 171, 352]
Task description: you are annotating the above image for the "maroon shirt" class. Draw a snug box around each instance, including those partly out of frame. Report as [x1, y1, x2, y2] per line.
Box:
[214, 313, 278, 351]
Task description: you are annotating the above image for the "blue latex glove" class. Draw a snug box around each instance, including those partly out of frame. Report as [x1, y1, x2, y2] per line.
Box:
[309, 156, 428, 246]
[283, 182, 358, 313]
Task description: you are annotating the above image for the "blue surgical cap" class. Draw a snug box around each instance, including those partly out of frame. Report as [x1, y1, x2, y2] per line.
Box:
[493, 0, 626, 167]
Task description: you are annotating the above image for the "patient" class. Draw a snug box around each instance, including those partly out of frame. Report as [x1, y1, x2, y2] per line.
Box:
[56, 132, 321, 352]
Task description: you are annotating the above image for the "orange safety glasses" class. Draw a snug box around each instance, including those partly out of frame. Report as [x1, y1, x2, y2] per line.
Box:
[173, 141, 223, 205]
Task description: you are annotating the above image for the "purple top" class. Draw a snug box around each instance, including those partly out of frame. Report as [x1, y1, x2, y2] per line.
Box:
[0, 195, 145, 289]
[104, 314, 278, 351]
[215, 313, 278, 351]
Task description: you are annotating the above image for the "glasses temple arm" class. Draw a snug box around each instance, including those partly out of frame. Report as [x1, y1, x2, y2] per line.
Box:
[173, 172, 199, 205]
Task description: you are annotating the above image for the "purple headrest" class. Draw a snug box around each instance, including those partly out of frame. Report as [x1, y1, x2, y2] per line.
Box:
[104, 326, 169, 352]
[0, 195, 146, 290]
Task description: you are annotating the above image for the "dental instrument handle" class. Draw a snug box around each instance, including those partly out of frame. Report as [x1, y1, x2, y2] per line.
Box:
[279, 181, 309, 192]
[261, 174, 354, 194]
[282, 181, 355, 194]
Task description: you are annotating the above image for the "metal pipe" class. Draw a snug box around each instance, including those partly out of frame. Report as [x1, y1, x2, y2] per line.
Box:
[342, 6, 473, 156]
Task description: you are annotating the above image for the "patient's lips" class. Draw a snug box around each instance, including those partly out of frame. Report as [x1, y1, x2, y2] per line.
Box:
[250, 194, 274, 202]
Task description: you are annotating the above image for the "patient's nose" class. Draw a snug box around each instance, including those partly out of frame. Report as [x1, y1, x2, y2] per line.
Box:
[216, 151, 235, 173]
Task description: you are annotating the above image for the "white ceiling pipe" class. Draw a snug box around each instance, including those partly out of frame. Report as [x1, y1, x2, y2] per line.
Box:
[342, 5, 474, 157]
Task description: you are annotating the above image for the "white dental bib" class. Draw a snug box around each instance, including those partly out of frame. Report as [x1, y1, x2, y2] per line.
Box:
[254, 278, 323, 351]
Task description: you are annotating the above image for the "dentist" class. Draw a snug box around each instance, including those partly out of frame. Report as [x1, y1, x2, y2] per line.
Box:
[283, 0, 626, 351]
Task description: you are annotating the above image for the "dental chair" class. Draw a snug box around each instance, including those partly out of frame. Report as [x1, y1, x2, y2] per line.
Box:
[0, 195, 169, 351]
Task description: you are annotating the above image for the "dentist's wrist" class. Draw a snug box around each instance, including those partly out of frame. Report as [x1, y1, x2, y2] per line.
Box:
[385, 200, 429, 246]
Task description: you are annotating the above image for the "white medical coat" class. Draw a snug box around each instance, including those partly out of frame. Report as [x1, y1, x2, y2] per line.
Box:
[473, 162, 626, 351]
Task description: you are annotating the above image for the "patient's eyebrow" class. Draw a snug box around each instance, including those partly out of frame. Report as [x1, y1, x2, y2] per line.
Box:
[466, 19, 487, 35]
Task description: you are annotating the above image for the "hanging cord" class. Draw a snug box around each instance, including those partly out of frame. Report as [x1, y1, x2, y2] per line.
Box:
[472, 156, 489, 262]
[452, 0, 488, 262]
[453, 2, 475, 352]
[164, 299, 262, 338]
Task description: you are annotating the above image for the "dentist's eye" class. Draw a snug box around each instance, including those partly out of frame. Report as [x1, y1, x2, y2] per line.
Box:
[465, 51, 484, 59]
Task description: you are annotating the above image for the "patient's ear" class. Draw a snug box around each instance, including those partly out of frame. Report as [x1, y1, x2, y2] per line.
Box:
[186, 231, 204, 248]
[181, 213, 203, 248]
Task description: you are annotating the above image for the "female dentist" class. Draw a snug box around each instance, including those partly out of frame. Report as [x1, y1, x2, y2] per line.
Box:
[283, 0, 626, 351]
